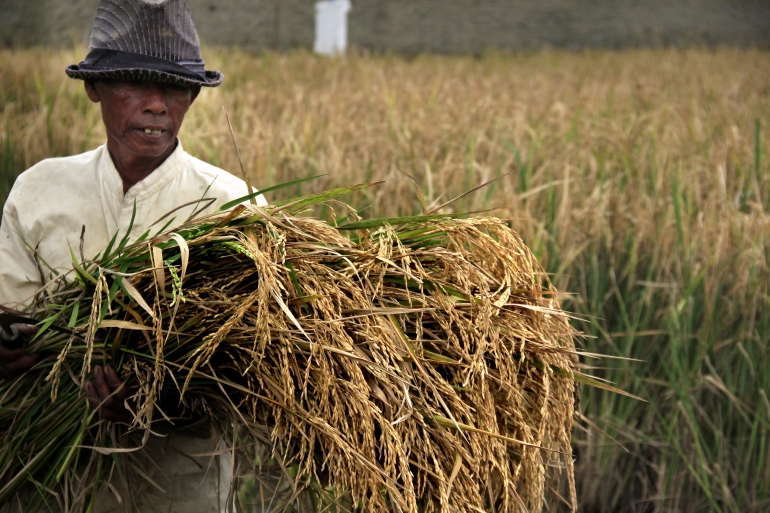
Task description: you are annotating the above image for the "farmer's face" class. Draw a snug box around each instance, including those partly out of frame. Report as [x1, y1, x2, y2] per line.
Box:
[85, 80, 200, 159]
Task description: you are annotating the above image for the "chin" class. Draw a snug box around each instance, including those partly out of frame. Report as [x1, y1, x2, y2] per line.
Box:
[137, 142, 175, 157]
[127, 134, 176, 157]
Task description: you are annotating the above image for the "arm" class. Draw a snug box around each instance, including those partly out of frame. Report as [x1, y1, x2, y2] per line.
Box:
[1, 181, 173, 421]
[0, 184, 46, 308]
[0, 182, 45, 378]
[0, 322, 135, 421]
[1, 342, 134, 422]
[0, 214, 131, 419]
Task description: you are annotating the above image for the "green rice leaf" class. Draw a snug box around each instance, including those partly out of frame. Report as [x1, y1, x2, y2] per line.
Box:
[67, 301, 80, 328]
[108, 200, 137, 259]
[68, 244, 97, 286]
[101, 230, 120, 264]
[218, 174, 327, 211]
[275, 182, 384, 213]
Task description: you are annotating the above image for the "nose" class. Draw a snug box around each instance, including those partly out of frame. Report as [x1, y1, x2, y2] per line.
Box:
[142, 84, 168, 116]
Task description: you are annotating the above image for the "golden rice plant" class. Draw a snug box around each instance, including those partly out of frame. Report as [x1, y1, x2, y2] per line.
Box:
[0, 181, 599, 512]
[2, 47, 768, 512]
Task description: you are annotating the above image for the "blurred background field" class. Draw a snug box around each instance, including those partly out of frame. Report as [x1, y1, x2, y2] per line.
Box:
[1, 47, 769, 512]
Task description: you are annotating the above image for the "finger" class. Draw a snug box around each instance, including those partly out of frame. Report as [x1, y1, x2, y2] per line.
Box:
[96, 367, 130, 414]
[86, 382, 121, 418]
[85, 382, 102, 409]
[85, 381, 132, 422]
[97, 397, 134, 422]
[104, 366, 128, 399]
[0, 345, 23, 361]
[1, 353, 41, 376]
[94, 366, 116, 402]
[0, 348, 21, 378]
[8, 353, 41, 373]
[13, 324, 39, 337]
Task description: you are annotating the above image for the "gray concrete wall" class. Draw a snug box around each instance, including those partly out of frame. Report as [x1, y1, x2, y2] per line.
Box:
[350, 0, 770, 53]
[1, 0, 769, 52]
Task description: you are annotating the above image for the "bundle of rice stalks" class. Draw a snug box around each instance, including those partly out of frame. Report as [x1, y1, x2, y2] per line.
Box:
[0, 182, 589, 512]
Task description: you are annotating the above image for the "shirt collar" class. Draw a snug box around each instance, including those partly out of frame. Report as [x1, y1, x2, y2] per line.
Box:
[99, 141, 187, 203]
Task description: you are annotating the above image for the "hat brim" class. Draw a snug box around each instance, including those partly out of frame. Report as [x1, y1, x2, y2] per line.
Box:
[65, 65, 222, 88]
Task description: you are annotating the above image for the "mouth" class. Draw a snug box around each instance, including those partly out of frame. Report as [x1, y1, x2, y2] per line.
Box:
[133, 124, 170, 137]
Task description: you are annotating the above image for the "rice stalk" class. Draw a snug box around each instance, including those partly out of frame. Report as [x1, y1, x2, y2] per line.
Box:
[0, 184, 582, 512]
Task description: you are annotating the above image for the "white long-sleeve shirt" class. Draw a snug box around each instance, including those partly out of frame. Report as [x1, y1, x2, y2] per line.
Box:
[0, 142, 267, 512]
[0, 142, 265, 308]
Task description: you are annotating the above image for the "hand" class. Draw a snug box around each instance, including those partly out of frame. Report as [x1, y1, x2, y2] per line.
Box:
[84, 365, 134, 422]
[0, 324, 40, 379]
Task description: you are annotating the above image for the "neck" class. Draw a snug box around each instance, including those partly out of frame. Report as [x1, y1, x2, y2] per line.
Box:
[107, 139, 178, 194]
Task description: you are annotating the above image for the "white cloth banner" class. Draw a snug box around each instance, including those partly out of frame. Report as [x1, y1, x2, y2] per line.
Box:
[314, 0, 351, 56]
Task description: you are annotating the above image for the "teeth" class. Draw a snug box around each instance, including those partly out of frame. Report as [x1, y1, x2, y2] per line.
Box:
[144, 129, 162, 135]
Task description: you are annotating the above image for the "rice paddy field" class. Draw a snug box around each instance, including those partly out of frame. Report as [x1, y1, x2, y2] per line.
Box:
[0, 47, 769, 512]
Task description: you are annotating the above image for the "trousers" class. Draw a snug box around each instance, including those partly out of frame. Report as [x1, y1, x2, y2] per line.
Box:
[1, 430, 234, 513]
[93, 432, 234, 513]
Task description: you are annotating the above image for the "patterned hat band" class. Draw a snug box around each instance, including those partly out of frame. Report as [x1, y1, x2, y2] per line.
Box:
[79, 48, 207, 81]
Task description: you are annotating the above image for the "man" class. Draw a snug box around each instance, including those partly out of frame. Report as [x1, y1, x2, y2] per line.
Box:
[0, 0, 265, 511]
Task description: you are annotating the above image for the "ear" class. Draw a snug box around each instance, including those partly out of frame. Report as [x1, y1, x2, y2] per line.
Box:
[84, 81, 101, 103]
[189, 85, 201, 105]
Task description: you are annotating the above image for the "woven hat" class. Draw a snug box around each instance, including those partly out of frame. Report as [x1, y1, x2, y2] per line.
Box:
[66, 0, 222, 87]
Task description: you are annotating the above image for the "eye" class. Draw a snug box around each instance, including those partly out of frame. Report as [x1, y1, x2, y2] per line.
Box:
[108, 81, 144, 93]
[165, 83, 190, 93]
